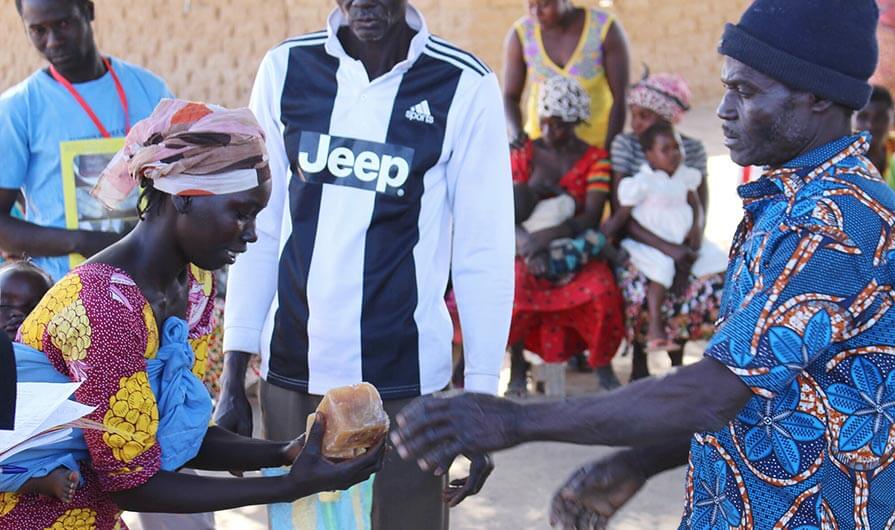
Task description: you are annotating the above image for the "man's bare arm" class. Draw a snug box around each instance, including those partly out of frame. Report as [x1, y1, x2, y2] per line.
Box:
[0, 189, 121, 258]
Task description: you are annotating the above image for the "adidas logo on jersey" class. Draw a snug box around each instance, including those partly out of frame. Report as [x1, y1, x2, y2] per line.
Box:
[297, 132, 416, 197]
[405, 100, 435, 124]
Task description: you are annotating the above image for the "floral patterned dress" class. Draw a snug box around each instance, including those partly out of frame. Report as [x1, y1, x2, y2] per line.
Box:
[510, 141, 625, 367]
[0, 263, 215, 530]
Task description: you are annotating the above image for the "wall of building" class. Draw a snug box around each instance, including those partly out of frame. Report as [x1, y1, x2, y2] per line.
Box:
[0, 0, 750, 108]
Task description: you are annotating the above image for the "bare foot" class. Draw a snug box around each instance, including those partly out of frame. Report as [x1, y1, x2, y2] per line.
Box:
[21, 468, 79, 503]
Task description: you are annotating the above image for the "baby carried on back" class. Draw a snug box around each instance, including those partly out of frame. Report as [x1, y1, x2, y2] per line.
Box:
[3, 315, 212, 500]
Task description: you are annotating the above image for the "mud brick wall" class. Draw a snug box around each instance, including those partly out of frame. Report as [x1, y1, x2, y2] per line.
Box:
[0, 0, 750, 108]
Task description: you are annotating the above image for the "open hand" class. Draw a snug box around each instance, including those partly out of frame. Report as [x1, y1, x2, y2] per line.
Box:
[549, 451, 646, 530]
[288, 413, 386, 497]
[391, 392, 520, 476]
[443, 453, 494, 507]
[665, 243, 697, 268]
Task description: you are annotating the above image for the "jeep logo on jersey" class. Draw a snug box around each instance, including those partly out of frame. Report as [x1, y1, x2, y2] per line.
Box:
[297, 132, 415, 197]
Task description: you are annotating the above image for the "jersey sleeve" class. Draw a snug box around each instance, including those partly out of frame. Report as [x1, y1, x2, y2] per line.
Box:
[19, 267, 161, 492]
[224, 49, 287, 355]
[0, 85, 30, 190]
[446, 73, 515, 395]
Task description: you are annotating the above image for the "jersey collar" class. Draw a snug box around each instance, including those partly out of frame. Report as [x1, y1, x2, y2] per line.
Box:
[324, 4, 431, 76]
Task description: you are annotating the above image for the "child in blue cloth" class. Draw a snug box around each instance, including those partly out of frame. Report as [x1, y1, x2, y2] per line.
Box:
[0, 261, 80, 503]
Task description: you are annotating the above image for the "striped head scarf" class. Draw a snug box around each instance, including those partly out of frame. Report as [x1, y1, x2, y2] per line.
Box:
[93, 99, 269, 209]
[538, 75, 591, 123]
[628, 72, 691, 124]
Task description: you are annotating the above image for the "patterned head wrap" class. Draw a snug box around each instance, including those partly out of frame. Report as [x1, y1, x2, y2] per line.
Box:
[538, 75, 591, 123]
[628, 71, 691, 124]
[93, 99, 269, 209]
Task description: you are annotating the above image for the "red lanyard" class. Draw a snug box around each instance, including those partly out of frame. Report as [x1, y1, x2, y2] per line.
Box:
[49, 56, 129, 138]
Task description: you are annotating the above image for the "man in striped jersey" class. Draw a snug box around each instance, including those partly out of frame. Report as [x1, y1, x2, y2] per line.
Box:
[216, 1, 514, 527]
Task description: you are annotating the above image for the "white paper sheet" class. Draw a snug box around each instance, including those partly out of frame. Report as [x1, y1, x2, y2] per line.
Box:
[0, 428, 74, 462]
[0, 382, 94, 457]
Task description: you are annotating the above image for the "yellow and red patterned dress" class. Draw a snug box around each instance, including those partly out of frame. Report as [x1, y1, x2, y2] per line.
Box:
[0, 263, 215, 530]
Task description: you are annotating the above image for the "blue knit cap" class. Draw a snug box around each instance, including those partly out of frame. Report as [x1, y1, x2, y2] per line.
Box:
[719, 0, 879, 110]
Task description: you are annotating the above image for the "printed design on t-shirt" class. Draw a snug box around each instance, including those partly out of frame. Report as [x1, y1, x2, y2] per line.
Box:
[295, 131, 416, 198]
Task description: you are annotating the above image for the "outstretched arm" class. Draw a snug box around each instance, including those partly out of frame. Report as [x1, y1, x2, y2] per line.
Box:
[0, 189, 121, 258]
[113, 415, 385, 513]
[449, 74, 515, 395]
[186, 426, 290, 472]
[391, 358, 751, 473]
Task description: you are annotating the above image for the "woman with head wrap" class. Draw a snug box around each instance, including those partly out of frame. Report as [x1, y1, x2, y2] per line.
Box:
[610, 71, 707, 205]
[0, 99, 384, 530]
[508, 76, 625, 395]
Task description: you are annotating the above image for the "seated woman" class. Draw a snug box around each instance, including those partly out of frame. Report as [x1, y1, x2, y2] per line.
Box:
[553, 72, 725, 380]
[0, 100, 384, 530]
[509, 76, 625, 394]
[609, 71, 708, 195]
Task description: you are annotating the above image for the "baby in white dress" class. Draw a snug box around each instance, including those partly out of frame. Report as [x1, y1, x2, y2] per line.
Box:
[603, 121, 726, 351]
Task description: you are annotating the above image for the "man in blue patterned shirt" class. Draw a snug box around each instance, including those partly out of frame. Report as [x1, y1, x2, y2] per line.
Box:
[389, 0, 895, 528]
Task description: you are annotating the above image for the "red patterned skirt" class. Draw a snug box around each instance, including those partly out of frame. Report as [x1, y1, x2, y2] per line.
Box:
[509, 258, 624, 367]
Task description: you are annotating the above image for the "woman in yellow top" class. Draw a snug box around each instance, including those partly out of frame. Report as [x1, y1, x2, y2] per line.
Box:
[504, 0, 629, 150]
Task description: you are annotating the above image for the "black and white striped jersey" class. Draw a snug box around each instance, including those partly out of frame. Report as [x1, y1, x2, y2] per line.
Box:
[224, 7, 514, 399]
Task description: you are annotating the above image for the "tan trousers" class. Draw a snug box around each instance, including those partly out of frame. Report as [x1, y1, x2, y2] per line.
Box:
[260, 380, 449, 530]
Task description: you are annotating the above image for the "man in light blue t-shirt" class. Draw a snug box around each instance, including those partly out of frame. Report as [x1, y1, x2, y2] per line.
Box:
[0, 0, 173, 281]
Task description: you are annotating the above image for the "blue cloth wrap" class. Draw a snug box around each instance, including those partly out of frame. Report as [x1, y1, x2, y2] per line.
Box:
[0, 316, 212, 492]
